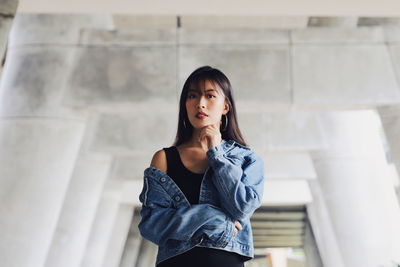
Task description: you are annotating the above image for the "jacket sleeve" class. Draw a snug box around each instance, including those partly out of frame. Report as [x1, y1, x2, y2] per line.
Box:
[206, 144, 265, 221]
[137, 174, 235, 248]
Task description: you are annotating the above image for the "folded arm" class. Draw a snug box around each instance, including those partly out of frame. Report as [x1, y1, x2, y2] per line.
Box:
[206, 145, 265, 221]
[137, 174, 234, 248]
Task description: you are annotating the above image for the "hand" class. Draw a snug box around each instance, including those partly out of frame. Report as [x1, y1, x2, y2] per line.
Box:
[233, 220, 243, 237]
[198, 123, 222, 151]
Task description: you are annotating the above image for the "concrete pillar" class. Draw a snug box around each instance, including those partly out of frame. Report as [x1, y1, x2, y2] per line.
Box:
[119, 211, 142, 267]
[79, 180, 124, 267]
[0, 0, 19, 76]
[44, 153, 113, 267]
[102, 204, 134, 267]
[135, 238, 158, 267]
[0, 13, 113, 267]
[310, 110, 400, 267]
[0, 24, 88, 267]
[377, 105, 400, 182]
[307, 178, 345, 267]
[303, 216, 324, 267]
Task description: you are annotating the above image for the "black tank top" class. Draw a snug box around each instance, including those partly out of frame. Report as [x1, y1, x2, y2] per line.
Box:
[156, 146, 245, 267]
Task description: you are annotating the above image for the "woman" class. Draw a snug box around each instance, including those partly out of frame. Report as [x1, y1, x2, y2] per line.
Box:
[138, 66, 265, 267]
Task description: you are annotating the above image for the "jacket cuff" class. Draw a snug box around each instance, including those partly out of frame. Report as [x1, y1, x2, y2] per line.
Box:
[206, 142, 225, 160]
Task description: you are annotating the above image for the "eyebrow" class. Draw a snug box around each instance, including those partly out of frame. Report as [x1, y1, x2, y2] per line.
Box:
[188, 89, 219, 94]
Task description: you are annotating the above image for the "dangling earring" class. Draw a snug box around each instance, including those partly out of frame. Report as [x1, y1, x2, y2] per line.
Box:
[221, 114, 228, 131]
[183, 119, 187, 128]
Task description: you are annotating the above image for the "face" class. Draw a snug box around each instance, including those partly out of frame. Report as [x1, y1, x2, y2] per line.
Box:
[185, 80, 229, 129]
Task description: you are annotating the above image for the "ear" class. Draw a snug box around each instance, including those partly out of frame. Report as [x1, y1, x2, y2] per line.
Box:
[223, 101, 230, 115]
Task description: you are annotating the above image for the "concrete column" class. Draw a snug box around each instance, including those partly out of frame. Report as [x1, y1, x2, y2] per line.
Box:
[119, 211, 142, 267]
[306, 178, 345, 267]
[303, 216, 324, 267]
[79, 179, 124, 267]
[0, 13, 113, 267]
[102, 204, 134, 267]
[135, 239, 158, 267]
[0, 24, 88, 267]
[0, 0, 19, 76]
[44, 153, 112, 267]
[377, 104, 400, 205]
[310, 110, 400, 267]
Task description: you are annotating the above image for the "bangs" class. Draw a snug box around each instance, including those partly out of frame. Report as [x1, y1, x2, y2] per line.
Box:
[187, 76, 223, 96]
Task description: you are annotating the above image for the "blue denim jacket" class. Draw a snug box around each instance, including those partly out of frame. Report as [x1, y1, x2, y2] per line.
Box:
[137, 139, 265, 266]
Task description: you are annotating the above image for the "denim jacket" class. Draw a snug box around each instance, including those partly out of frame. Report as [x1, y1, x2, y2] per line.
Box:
[137, 139, 265, 266]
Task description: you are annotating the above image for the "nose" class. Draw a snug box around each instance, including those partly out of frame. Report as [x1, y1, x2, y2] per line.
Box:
[196, 95, 206, 109]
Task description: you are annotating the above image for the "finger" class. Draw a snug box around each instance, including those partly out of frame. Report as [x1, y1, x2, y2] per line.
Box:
[235, 221, 243, 230]
[233, 228, 237, 236]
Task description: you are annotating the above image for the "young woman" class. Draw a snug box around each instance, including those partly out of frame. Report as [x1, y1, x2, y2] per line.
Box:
[138, 66, 265, 267]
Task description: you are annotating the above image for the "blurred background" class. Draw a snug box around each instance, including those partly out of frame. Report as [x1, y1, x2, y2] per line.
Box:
[1, 0, 400, 266]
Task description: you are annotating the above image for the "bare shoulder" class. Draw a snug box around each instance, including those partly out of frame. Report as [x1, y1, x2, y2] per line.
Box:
[150, 149, 168, 173]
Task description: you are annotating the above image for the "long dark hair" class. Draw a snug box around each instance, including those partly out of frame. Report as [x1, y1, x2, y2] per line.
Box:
[172, 65, 248, 147]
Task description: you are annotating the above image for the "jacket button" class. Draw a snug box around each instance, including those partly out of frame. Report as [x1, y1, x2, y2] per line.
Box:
[175, 196, 181, 201]
[160, 177, 166, 182]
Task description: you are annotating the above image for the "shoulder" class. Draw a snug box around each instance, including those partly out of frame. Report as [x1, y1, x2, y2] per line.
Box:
[150, 148, 168, 173]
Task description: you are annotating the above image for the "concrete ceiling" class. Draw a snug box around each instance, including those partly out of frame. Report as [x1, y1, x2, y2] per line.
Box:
[17, 0, 400, 16]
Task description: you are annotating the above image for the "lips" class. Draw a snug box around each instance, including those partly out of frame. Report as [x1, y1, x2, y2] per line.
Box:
[196, 112, 208, 118]
[197, 111, 208, 116]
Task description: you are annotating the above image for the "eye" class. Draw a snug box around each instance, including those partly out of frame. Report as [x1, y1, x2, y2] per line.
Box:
[207, 94, 216, 98]
[187, 94, 196, 99]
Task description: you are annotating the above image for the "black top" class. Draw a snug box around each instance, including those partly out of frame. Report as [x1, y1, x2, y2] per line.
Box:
[156, 146, 244, 267]
[163, 146, 205, 205]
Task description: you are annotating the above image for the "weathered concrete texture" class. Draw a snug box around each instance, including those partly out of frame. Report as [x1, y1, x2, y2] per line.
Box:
[0, 17, 12, 75]
[180, 15, 308, 29]
[179, 45, 291, 105]
[0, 0, 18, 14]
[8, 13, 113, 47]
[0, 0, 17, 76]
[63, 46, 178, 106]
[179, 28, 289, 44]
[388, 45, 400, 84]
[0, 119, 86, 267]
[358, 17, 400, 26]
[308, 16, 358, 27]
[44, 153, 112, 267]
[307, 178, 345, 267]
[0, 46, 86, 118]
[383, 25, 400, 43]
[303, 217, 324, 267]
[293, 45, 400, 107]
[265, 112, 326, 151]
[90, 111, 178, 155]
[119, 213, 142, 267]
[80, 179, 124, 267]
[79, 28, 177, 45]
[135, 239, 158, 267]
[112, 14, 177, 29]
[239, 111, 326, 152]
[262, 151, 316, 180]
[291, 26, 385, 43]
[310, 110, 400, 266]
[102, 204, 134, 267]
[238, 112, 266, 149]
[111, 154, 153, 181]
[377, 105, 400, 180]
